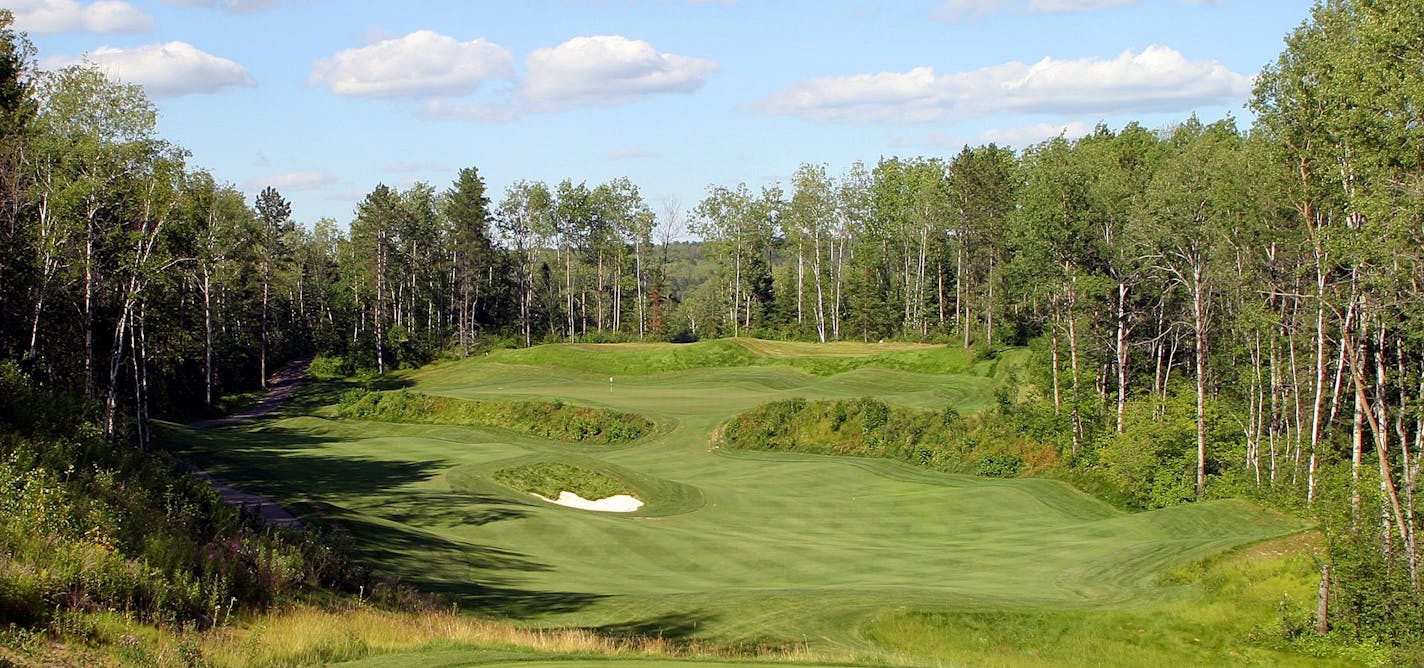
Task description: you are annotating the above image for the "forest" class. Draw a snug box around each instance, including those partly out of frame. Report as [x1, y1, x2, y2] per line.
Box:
[1, 0, 1422, 659]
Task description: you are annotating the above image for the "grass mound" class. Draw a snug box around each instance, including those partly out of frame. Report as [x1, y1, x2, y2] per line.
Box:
[716, 396, 1056, 477]
[861, 532, 1370, 667]
[337, 389, 655, 444]
[493, 462, 628, 500]
[488, 338, 979, 377]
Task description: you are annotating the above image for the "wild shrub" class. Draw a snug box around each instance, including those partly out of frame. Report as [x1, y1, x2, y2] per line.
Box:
[493, 462, 628, 500]
[0, 368, 395, 638]
[336, 390, 655, 444]
[718, 398, 1052, 478]
[976, 451, 1024, 478]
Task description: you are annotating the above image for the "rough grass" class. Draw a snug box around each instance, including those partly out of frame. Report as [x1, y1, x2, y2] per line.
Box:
[494, 462, 629, 500]
[162, 339, 1323, 667]
[481, 337, 978, 377]
[715, 396, 1056, 477]
[338, 389, 655, 444]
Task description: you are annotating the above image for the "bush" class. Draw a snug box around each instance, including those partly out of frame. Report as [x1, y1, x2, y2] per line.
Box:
[336, 390, 656, 444]
[493, 462, 628, 500]
[976, 452, 1024, 478]
[718, 397, 1055, 478]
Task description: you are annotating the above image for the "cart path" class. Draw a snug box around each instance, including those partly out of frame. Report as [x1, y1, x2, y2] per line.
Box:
[187, 357, 312, 528]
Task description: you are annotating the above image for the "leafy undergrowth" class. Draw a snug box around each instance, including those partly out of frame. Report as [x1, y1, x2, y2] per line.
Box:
[864, 532, 1393, 667]
[337, 389, 656, 444]
[0, 363, 423, 667]
[715, 396, 1057, 478]
[493, 462, 629, 500]
[488, 337, 982, 377]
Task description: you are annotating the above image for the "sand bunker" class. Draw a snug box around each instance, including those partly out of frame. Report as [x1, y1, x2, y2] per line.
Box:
[533, 491, 644, 512]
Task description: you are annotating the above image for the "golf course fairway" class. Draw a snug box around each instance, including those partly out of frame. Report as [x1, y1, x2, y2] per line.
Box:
[164, 339, 1329, 667]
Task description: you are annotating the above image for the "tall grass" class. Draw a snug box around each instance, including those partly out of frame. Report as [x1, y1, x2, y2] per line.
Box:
[338, 389, 656, 444]
[493, 462, 629, 499]
[188, 606, 856, 668]
[715, 396, 1056, 477]
[490, 338, 979, 377]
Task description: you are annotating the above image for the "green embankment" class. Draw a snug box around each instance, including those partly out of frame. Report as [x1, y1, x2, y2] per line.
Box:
[162, 340, 1337, 667]
[493, 462, 629, 500]
[716, 396, 1053, 477]
[338, 389, 656, 444]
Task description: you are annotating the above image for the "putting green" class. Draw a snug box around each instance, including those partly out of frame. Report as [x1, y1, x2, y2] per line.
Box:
[163, 339, 1310, 665]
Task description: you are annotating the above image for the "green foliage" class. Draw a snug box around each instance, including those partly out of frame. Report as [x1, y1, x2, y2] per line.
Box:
[493, 462, 628, 500]
[309, 355, 353, 379]
[717, 396, 1050, 477]
[976, 451, 1023, 478]
[337, 389, 655, 444]
[490, 338, 977, 377]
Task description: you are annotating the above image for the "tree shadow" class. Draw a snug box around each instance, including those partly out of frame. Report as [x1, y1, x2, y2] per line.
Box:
[589, 611, 720, 641]
[156, 421, 605, 619]
[313, 504, 606, 618]
[275, 376, 415, 417]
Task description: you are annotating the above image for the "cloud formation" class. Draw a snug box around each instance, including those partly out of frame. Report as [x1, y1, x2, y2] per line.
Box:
[978, 120, 1094, 146]
[12, 0, 152, 35]
[46, 42, 255, 97]
[757, 45, 1250, 123]
[522, 35, 718, 108]
[309, 30, 513, 98]
[163, 0, 281, 13]
[934, 0, 1217, 22]
[247, 172, 338, 192]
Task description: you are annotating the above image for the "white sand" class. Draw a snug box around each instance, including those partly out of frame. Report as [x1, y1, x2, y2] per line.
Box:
[533, 491, 644, 513]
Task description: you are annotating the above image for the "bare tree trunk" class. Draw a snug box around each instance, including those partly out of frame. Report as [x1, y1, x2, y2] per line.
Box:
[1315, 564, 1330, 635]
[203, 271, 214, 409]
[1115, 280, 1130, 433]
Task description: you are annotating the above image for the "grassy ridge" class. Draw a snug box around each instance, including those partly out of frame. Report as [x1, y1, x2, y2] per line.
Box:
[493, 462, 629, 500]
[864, 533, 1374, 667]
[486, 338, 979, 377]
[338, 389, 656, 444]
[716, 396, 1056, 477]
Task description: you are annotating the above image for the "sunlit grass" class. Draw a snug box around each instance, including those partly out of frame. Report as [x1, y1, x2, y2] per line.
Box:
[161, 338, 1328, 667]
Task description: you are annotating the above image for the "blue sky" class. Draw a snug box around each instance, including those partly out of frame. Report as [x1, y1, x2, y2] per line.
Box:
[15, 0, 1313, 229]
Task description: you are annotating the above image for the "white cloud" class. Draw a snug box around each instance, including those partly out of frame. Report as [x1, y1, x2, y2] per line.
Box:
[12, 0, 152, 35]
[522, 35, 718, 108]
[757, 45, 1250, 123]
[309, 31, 513, 98]
[247, 172, 338, 192]
[45, 42, 255, 97]
[935, 0, 1220, 21]
[164, 0, 281, 13]
[933, 0, 1014, 22]
[979, 121, 1093, 146]
[1029, 0, 1137, 12]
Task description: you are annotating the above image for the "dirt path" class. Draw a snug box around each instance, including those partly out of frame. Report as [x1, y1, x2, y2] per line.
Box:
[187, 357, 313, 529]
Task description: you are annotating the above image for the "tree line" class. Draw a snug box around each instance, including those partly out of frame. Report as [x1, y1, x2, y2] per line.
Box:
[0, 0, 1419, 643]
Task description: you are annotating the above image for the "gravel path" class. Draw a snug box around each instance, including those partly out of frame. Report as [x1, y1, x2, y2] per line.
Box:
[187, 357, 312, 529]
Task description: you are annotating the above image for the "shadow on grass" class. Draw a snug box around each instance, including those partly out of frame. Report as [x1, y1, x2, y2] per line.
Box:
[276, 375, 415, 417]
[155, 420, 604, 619]
[315, 508, 606, 618]
[590, 611, 720, 641]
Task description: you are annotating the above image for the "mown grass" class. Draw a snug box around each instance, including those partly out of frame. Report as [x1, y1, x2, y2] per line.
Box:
[494, 462, 630, 500]
[161, 339, 1331, 667]
[864, 533, 1384, 667]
